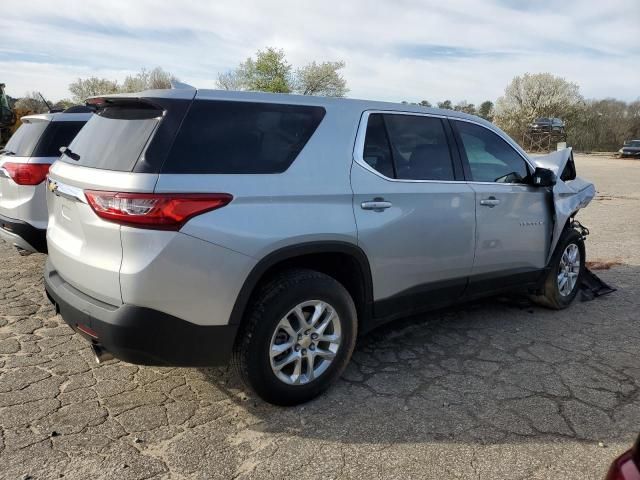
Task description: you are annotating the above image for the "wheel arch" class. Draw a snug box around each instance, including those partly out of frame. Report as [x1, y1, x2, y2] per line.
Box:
[229, 241, 374, 331]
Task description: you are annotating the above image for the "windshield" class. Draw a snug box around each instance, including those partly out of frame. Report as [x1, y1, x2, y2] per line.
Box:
[4, 121, 48, 156]
[61, 107, 161, 171]
[627, 141, 640, 148]
[534, 118, 550, 123]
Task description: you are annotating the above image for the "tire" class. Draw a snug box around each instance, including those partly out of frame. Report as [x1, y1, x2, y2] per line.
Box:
[231, 269, 357, 406]
[532, 228, 585, 309]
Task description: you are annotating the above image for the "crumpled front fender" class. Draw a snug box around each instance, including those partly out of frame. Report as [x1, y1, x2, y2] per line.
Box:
[531, 148, 596, 262]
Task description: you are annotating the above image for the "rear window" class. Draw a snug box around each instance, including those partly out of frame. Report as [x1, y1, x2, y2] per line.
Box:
[4, 122, 48, 157]
[61, 106, 161, 171]
[162, 100, 325, 174]
[32, 121, 86, 157]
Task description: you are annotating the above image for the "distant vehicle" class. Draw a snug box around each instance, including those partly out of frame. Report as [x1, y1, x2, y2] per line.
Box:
[0, 110, 91, 253]
[528, 117, 565, 134]
[619, 140, 640, 158]
[605, 434, 640, 480]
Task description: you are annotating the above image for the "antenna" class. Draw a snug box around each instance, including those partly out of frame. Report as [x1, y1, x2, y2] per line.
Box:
[38, 92, 54, 112]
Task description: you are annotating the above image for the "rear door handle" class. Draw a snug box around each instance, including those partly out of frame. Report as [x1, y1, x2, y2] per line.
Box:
[361, 199, 392, 211]
[479, 197, 500, 207]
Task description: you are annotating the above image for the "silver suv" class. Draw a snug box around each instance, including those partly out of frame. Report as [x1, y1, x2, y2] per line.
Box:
[44, 89, 595, 405]
[0, 110, 91, 253]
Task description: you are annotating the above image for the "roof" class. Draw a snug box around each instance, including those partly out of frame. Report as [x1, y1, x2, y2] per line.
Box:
[88, 88, 493, 127]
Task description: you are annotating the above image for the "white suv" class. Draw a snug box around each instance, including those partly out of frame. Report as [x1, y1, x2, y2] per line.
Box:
[0, 109, 91, 253]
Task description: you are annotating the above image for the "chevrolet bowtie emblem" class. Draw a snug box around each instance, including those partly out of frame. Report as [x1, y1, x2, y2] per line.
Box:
[47, 179, 58, 193]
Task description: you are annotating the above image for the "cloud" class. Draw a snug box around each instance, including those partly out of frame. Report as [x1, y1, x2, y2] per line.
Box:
[1, 0, 638, 103]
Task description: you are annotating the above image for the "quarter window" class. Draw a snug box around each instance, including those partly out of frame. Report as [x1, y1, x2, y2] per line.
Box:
[163, 101, 325, 174]
[361, 113, 455, 181]
[455, 121, 530, 183]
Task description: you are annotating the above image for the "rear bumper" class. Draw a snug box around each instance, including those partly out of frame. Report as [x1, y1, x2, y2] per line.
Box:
[0, 213, 47, 253]
[44, 259, 239, 367]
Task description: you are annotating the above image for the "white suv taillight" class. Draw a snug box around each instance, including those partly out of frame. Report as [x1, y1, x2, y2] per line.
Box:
[84, 191, 232, 230]
[2, 163, 50, 185]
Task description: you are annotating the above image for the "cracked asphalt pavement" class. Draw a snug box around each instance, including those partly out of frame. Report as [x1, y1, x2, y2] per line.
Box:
[0, 154, 639, 479]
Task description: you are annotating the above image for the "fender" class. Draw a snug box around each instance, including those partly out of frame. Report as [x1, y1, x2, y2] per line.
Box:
[228, 241, 374, 327]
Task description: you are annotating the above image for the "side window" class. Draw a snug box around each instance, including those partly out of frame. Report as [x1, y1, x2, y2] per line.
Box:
[455, 121, 530, 183]
[163, 101, 325, 174]
[383, 115, 454, 181]
[362, 114, 395, 178]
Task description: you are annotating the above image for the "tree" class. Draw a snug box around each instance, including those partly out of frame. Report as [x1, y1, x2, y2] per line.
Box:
[68, 67, 177, 103]
[217, 47, 349, 97]
[419, 100, 432, 107]
[293, 61, 347, 97]
[121, 67, 176, 92]
[52, 99, 76, 111]
[69, 77, 119, 103]
[478, 100, 494, 121]
[14, 92, 50, 114]
[437, 100, 453, 110]
[493, 73, 584, 140]
[453, 100, 476, 115]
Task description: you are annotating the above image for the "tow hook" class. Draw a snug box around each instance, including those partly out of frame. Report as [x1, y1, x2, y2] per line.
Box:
[571, 219, 589, 241]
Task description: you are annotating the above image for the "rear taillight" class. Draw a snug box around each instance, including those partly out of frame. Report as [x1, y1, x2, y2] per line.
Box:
[84, 191, 233, 230]
[2, 163, 50, 185]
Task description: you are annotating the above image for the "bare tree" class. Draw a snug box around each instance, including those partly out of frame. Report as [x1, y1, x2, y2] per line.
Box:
[69, 77, 119, 104]
[14, 92, 50, 114]
[453, 100, 476, 115]
[293, 61, 348, 97]
[121, 67, 177, 92]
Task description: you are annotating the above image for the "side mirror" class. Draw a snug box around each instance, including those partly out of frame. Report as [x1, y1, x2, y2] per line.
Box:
[532, 167, 556, 187]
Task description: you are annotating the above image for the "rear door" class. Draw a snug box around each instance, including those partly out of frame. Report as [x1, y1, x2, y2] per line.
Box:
[451, 119, 552, 294]
[351, 112, 476, 320]
[46, 98, 178, 305]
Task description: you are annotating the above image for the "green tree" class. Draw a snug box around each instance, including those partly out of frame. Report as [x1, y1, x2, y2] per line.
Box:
[478, 100, 494, 120]
[217, 47, 348, 96]
[437, 100, 453, 110]
[419, 100, 432, 107]
[453, 100, 476, 115]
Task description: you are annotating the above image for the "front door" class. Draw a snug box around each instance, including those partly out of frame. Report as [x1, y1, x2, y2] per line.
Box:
[451, 119, 552, 295]
[351, 112, 476, 320]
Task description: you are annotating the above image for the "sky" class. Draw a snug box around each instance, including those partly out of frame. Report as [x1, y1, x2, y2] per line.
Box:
[1, 0, 639, 104]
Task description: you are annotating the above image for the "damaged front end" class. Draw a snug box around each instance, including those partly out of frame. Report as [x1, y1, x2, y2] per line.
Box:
[533, 148, 615, 300]
[532, 148, 596, 263]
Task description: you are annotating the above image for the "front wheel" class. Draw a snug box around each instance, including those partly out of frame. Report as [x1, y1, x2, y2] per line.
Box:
[232, 269, 357, 405]
[532, 228, 585, 309]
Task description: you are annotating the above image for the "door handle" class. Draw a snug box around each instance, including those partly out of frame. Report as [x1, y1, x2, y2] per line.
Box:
[479, 197, 500, 207]
[361, 199, 392, 211]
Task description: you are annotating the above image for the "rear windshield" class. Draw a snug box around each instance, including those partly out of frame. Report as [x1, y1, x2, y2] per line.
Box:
[3, 122, 48, 157]
[162, 100, 325, 174]
[32, 121, 86, 157]
[60, 106, 161, 171]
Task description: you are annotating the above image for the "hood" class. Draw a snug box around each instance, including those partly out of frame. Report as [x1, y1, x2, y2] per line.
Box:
[531, 148, 596, 262]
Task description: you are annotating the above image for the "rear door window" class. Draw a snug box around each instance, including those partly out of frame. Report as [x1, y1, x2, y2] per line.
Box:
[32, 121, 86, 157]
[162, 101, 325, 174]
[384, 114, 455, 181]
[361, 113, 455, 181]
[60, 106, 161, 171]
[3, 122, 48, 157]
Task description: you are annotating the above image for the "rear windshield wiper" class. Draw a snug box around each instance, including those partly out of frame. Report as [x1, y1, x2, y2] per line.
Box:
[59, 146, 80, 161]
[0, 149, 15, 156]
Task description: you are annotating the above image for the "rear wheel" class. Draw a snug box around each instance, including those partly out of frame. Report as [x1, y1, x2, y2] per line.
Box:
[532, 228, 585, 309]
[232, 269, 357, 405]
